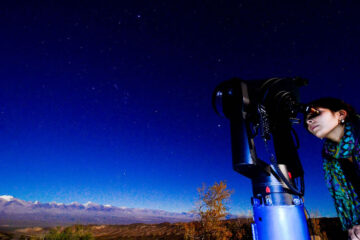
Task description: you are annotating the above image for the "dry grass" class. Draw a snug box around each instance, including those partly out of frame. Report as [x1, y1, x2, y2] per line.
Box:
[0, 217, 348, 240]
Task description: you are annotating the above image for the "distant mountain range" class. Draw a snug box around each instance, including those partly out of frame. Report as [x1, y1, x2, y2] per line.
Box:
[0, 195, 195, 228]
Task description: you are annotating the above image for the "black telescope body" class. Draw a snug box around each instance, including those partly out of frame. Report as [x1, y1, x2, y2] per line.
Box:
[213, 77, 307, 183]
[213, 77, 311, 239]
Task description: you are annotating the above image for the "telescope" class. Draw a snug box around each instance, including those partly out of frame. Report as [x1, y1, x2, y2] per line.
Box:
[213, 77, 311, 240]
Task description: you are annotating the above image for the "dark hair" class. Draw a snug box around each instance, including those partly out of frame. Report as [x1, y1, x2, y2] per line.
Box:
[303, 97, 359, 127]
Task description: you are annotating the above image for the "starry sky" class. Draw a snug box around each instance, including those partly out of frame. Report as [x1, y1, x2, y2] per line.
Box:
[0, 1, 360, 216]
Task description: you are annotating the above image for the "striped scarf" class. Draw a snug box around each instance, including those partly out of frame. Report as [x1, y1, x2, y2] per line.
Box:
[322, 122, 360, 230]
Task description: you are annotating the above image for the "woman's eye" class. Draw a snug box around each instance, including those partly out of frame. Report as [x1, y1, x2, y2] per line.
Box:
[307, 112, 320, 120]
[306, 115, 314, 120]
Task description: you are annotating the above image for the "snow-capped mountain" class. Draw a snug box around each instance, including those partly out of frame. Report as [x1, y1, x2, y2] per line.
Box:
[0, 195, 195, 227]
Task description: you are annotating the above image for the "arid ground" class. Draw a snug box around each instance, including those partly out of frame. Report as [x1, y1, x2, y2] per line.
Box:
[0, 217, 349, 240]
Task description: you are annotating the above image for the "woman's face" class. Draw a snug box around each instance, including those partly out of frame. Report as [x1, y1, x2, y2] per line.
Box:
[306, 107, 341, 139]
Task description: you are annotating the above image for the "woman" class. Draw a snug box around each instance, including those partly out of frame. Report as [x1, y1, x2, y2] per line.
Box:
[305, 97, 360, 239]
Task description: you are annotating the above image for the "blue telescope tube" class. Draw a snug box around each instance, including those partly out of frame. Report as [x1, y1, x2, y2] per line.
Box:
[252, 203, 310, 240]
[250, 165, 311, 240]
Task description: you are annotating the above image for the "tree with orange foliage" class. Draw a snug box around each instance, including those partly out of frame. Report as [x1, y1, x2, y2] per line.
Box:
[185, 181, 233, 240]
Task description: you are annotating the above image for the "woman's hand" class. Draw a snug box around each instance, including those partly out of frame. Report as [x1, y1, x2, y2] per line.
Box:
[349, 225, 360, 240]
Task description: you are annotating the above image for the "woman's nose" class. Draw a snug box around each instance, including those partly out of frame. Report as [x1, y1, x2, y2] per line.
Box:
[306, 119, 313, 125]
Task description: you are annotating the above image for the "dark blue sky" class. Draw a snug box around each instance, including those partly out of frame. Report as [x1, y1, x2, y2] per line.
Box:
[0, 1, 359, 216]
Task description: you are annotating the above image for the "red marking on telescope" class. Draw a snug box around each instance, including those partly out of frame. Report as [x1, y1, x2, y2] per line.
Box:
[265, 186, 270, 194]
[288, 172, 292, 179]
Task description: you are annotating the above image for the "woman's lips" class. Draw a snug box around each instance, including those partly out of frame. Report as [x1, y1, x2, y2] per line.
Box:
[311, 125, 319, 131]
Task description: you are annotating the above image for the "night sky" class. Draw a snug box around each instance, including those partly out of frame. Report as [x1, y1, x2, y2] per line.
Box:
[0, 1, 360, 217]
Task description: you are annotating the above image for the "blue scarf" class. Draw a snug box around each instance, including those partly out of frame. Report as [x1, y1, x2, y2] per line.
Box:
[322, 122, 360, 230]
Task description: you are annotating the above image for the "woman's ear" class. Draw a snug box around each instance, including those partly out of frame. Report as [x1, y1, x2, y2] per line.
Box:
[337, 109, 348, 121]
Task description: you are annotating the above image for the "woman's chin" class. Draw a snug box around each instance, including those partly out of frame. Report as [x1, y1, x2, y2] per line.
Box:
[314, 132, 325, 139]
